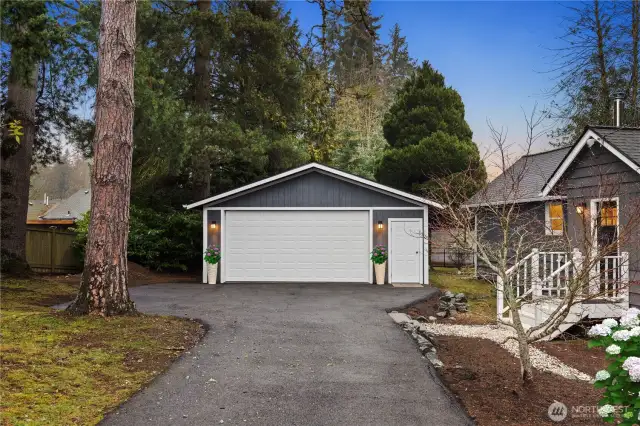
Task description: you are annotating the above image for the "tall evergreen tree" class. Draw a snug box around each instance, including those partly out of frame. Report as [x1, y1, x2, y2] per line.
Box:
[376, 61, 485, 196]
[67, 0, 137, 316]
[385, 24, 416, 92]
[1, 1, 92, 274]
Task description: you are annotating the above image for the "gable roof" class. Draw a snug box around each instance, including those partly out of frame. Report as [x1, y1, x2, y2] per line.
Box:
[184, 162, 443, 209]
[463, 147, 571, 207]
[27, 200, 58, 222]
[40, 189, 91, 220]
[540, 127, 640, 196]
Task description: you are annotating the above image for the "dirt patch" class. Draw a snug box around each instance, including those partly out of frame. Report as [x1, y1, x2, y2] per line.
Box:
[42, 260, 198, 288]
[534, 340, 606, 376]
[436, 336, 604, 425]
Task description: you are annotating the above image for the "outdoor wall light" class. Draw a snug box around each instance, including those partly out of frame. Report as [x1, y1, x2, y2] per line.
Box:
[377, 221, 383, 230]
[210, 221, 218, 230]
[576, 205, 585, 215]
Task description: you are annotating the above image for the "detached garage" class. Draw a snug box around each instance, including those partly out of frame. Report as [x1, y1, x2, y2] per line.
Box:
[186, 163, 442, 285]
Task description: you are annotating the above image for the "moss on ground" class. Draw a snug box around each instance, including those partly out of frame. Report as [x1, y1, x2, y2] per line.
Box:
[430, 267, 496, 323]
[1, 278, 204, 425]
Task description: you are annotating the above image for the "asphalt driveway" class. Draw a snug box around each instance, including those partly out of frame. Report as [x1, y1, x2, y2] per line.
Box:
[102, 283, 472, 426]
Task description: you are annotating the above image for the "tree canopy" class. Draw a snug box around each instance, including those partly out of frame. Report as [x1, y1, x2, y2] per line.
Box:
[376, 61, 485, 196]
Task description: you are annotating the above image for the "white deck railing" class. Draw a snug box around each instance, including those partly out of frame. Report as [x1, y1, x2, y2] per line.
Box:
[497, 249, 629, 320]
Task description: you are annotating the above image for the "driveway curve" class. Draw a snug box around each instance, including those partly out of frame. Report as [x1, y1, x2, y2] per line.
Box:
[102, 283, 472, 426]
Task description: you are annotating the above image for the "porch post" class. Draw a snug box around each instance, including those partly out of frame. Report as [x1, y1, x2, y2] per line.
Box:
[531, 248, 540, 298]
[496, 275, 504, 321]
[620, 252, 629, 300]
[571, 248, 583, 297]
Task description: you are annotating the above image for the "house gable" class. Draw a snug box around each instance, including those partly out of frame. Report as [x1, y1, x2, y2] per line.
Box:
[186, 162, 441, 209]
[541, 129, 640, 196]
[205, 170, 421, 208]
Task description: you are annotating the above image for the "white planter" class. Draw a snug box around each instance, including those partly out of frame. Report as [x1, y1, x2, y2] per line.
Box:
[374, 262, 386, 285]
[207, 263, 218, 284]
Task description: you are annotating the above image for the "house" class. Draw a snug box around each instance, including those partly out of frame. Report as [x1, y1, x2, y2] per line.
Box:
[27, 189, 91, 228]
[186, 163, 442, 284]
[465, 125, 640, 334]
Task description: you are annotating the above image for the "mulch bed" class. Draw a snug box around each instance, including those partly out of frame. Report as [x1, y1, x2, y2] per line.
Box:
[534, 340, 606, 376]
[436, 336, 604, 425]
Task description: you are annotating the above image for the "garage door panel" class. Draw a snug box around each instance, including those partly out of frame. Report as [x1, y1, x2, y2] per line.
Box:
[224, 210, 369, 282]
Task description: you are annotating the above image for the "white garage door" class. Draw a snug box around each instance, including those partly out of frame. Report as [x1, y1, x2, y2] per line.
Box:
[224, 210, 370, 282]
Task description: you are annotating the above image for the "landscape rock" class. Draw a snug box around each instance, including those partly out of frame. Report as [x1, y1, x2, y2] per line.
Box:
[436, 311, 447, 318]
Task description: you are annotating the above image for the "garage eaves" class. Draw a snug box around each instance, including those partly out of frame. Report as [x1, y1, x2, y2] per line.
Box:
[184, 162, 444, 210]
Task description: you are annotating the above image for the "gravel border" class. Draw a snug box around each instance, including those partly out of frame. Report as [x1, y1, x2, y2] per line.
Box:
[421, 323, 592, 382]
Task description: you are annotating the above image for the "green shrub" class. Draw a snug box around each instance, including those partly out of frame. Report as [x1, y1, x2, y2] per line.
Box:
[588, 308, 640, 425]
[72, 206, 201, 272]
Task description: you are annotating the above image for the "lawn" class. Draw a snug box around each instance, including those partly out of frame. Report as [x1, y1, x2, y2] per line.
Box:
[429, 267, 496, 323]
[1, 278, 204, 425]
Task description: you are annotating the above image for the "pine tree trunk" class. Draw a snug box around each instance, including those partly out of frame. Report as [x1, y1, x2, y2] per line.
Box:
[0, 42, 38, 276]
[67, 0, 137, 316]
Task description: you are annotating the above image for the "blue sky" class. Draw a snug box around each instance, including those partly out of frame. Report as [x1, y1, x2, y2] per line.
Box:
[286, 1, 572, 174]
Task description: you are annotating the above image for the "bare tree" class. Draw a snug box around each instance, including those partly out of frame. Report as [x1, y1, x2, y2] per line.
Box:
[433, 111, 640, 383]
[67, 0, 137, 316]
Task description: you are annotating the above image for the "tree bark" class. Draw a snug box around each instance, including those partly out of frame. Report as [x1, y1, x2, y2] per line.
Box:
[67, 0, 137, 316]
[0, 41, 38, 276]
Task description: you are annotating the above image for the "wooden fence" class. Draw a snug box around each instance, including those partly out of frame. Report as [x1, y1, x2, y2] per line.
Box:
[26, 227, 82, 274]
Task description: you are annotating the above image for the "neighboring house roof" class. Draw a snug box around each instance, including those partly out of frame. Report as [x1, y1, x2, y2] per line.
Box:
[185, 162, 443, 209]
[27, 200, 58, 222]
[463, 147, 571, 207]
[39, 189, 91, 220]
[541, 126, 640, 196]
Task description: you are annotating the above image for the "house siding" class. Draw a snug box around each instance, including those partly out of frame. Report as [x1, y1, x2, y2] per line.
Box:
[561, 144, 640, 308]
[475, 202, 566, 279]
[206, 170, 419, 208]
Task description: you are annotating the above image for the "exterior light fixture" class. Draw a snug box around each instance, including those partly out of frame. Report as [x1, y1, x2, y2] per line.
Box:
[210, 221, 217, 230]
[377, 221, 383, 230]
[576, 204, 586, 215]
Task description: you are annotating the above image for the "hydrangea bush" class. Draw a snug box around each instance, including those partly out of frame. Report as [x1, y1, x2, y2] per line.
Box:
[588, 308, 640, 424]
[204, 245, 221, 264]
[370, 245, 388, 264]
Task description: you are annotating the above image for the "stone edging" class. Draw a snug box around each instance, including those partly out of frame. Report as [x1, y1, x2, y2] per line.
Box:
[389, 312, 444, 369]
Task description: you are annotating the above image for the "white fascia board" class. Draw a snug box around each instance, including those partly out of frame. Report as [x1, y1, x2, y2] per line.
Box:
[540, 129, 640, 197]
[184, 162, 443, 210]
[462, 195, 566, 208]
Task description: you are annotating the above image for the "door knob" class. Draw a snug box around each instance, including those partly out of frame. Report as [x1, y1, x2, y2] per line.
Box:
[415, 251, 419, 254]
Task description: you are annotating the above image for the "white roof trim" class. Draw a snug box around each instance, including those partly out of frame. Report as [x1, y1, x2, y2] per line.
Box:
[184, 163, 443, 210]
[463, 195, 566, 208]
[540, 129, 640, 197]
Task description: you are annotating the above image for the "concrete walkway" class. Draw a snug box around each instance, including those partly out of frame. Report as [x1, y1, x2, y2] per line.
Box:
[101, 283, 472, 426]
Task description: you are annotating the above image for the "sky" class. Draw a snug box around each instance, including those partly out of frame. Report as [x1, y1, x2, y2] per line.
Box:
[286, 1, 573, 176]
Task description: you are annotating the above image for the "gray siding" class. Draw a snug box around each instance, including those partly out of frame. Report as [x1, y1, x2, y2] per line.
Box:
[206, 210, 221, 281]
[562, 144, 640, 307]
[207, 171, 418, 208]
[475, 202, 566, 279]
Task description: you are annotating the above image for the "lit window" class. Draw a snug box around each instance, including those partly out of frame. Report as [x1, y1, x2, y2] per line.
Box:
[546, 202, 564, 236]
[600, 201, 618, 227]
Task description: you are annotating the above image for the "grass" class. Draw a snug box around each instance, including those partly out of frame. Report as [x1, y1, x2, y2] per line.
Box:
[430, 267, 496, 323]
[1, 278, 204, 425]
